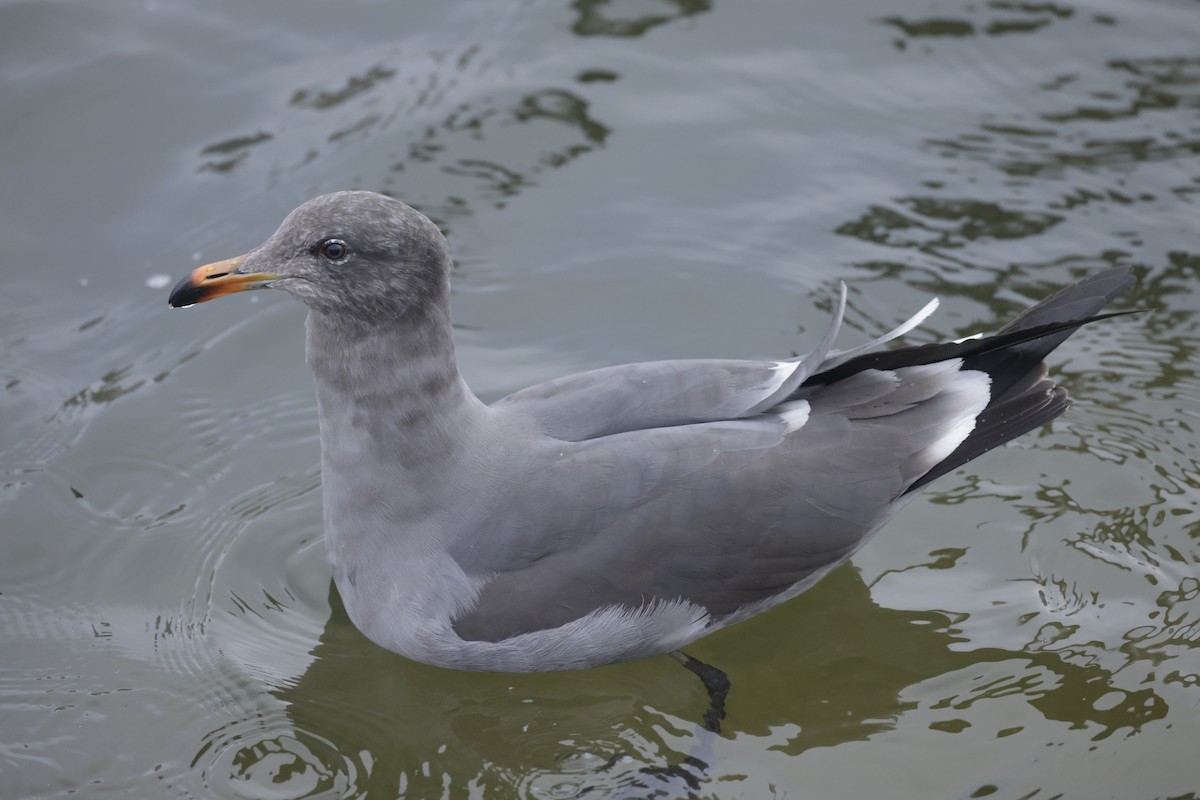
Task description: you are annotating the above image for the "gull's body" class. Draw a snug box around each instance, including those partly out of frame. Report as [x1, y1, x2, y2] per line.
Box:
[170, 191, 1135, 673]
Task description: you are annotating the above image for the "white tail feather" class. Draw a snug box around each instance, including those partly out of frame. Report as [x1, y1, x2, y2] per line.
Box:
[819, 297, 940, 373]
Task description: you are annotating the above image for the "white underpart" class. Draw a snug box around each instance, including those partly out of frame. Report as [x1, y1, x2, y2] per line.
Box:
[953, 332, 984, 344]
[820, 297, 940, 371]
[343, 547, 714, 671]
[454, 597, 711, 671]
[774, 399, 811, 433]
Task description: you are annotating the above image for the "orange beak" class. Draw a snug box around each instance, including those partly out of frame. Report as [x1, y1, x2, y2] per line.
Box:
[167, 256, 280, 307]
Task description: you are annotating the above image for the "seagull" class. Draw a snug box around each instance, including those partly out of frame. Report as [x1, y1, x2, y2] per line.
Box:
[169, 191, 1135, 728]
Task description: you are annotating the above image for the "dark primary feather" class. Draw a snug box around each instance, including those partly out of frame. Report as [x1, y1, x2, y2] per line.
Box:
[802, 266, 1136, 492]
[807, 267, 1135, 393]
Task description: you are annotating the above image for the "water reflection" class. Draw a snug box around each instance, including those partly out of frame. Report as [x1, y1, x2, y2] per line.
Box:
[195, 37, 616, 223]
[836, 198, 1063, 252]
[200, 132, 275, 174]
[570, 0, 712, 38]
[882, 0, 1082, 45]
[290, 64, 397, 111]
[925, 54, 1200, 187]
[195, 712, 361, 798]
[255, 561, 1173, 797]
[835, 9, 1200, 740]
[263, 581, 721, 798]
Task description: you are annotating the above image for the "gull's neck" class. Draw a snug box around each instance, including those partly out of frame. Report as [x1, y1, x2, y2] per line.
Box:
[305, 304, 492, 633]
[305, 305, 489, 486]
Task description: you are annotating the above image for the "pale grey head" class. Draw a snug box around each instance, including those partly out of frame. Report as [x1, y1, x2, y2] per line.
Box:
[168, 191, 451, 324]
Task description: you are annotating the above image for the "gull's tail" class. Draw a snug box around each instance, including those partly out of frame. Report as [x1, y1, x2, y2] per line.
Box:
[802, 266, 1138, 493]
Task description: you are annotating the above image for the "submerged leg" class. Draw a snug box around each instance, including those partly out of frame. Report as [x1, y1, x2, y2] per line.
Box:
[671, 650, 731, 733]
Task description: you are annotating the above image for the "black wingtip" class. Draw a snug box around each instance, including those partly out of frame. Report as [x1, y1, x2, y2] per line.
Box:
[805, 268, 1142, 391]
[800, 267, 1141, 495]
[998, 265, 1137, 336]
[905, 383, 1071, 493]
[896, 267, 1141, 494]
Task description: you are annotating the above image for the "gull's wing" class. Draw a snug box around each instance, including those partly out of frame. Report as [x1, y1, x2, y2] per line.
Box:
[449, 267, 1136, 655]
[450, 356, 987, 645]
[493, 357, 816, 441]
[492, 285, 935, 441]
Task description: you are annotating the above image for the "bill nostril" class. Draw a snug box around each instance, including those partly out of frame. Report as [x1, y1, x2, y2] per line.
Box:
[204, 272, 230, 281]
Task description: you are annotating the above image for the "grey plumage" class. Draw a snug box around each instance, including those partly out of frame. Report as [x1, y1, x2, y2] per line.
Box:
[168, 191, 1137, 673]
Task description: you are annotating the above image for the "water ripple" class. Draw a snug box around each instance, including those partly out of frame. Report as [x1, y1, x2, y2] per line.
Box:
[194, 712, 363, 799]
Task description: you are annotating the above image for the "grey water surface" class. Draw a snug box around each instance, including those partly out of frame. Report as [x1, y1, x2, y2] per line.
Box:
[2, 0, 1199, 797]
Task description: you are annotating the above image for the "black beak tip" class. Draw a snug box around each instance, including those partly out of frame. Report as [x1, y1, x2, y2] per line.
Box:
[168, 275, 202, 308]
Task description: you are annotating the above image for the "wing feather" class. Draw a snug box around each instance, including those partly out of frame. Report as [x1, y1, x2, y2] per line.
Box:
[493, 285, 849, 440]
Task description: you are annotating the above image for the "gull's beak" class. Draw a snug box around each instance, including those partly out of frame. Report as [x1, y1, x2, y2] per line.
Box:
[168, 256, 280, 308]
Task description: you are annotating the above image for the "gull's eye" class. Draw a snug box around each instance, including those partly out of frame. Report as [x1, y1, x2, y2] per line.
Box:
[318, 238, 349, 264]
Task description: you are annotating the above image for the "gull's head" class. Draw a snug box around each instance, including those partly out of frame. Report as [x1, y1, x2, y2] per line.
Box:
[168, 191, 450, 322]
